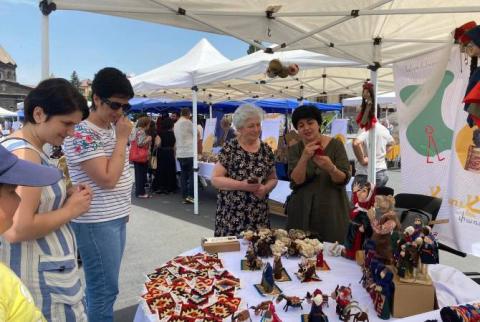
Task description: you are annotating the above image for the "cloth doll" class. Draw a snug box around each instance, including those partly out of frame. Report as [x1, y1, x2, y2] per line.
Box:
[266, 59, 300, 78]
[344, 182, 375, 259]
[356, 82, 378, 130]
[368, 194, 401, 264]
[260, 263, 275, 293]
[374, 268, 394, 319]
[455, 23, 480, 128]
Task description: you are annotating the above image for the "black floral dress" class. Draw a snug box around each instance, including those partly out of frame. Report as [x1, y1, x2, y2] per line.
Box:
[214, 138, 275, 237]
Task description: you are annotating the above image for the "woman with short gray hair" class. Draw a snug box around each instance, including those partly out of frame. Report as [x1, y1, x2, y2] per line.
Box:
[211, 104, 278, 236]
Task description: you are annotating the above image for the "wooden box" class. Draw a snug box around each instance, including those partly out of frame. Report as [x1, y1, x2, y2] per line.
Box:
[201, 236, 240, 253]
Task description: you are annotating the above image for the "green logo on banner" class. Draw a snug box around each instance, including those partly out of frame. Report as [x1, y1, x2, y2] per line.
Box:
[400, 71, 454, 158]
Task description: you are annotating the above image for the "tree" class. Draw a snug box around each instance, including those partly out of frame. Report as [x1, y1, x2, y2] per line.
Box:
[70, 71, 81, 90]
[247, 43, 261, 55]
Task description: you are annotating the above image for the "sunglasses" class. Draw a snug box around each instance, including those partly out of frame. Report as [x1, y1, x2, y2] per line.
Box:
[102, 98, 131, 112]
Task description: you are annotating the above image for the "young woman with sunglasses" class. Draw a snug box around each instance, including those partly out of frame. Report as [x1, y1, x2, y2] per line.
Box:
[63, 67, 134, 322]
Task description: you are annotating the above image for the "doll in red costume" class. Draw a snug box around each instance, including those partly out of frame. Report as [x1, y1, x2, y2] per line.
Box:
[344, 182, 375, 259]
[356, 82, 377, 131]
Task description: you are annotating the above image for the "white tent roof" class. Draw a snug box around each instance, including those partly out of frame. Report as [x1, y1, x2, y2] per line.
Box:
[0, 107, 17, 117]
[342, 91, 396, 107]
[130, 38, 230, 92]
[193, 49, 359, 85]
[51, 1, 480, 65]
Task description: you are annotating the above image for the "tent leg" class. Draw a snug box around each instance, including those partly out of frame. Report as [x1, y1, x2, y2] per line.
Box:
[41, 10, 50, 80]
[192, 87, 199, 215]
[367, 69, 378, 184]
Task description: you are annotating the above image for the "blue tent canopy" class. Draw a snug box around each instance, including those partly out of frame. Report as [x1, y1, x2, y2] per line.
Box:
[128, 97, 342, 114]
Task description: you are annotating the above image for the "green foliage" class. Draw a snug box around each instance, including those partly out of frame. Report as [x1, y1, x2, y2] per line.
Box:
[70, 71, 81, 90]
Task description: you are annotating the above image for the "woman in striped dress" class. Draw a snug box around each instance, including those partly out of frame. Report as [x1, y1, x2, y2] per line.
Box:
[0, 78, 92, 322]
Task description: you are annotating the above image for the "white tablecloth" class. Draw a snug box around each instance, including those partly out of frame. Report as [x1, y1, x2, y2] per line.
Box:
[134, 242, 480, 322]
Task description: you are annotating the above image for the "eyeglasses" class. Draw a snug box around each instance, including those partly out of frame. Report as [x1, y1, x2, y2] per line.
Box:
[101, 98, 131, 112]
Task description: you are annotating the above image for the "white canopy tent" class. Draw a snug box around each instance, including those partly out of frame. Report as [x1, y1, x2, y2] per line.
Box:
[0, 107, 17, 118]
[130, 38, 231, 92]
[342, 91, 396, 107]
[41, 0, 480, 183]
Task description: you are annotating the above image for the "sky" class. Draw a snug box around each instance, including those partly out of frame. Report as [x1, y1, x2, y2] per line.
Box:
[0, 0, 248, 86]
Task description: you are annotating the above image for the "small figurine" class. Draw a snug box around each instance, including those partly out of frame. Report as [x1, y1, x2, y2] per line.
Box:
[249, 301, 273, 316]
[255, 237, 274, 257]
[287, 239, 301, 257]
[260, 302, 282, 322]
[271, 240, 288, 257]
[331, 285, 354, 320]
[296, 259, 321, 282]
[266, 59, 300, 79]
[273, 255, 283, 280]
[254, 263, 282, 296]
[231, 309, 252, 322]
[243, 246, 263, 271]
[344, 182, 375, 260]
[306, 289, 329, 308]
[275, 293, 304, 312]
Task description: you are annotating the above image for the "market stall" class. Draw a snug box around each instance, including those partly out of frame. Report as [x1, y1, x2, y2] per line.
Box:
[132, 241, 480, 322]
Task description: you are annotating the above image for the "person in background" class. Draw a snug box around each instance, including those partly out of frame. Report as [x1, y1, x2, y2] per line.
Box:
[217, 116, 236, 147]
[173, 108, 195, 204]
[170, 111, 180, 123]
[131, 116, 152, 198]
[286, 105, 351, 243]
[352, 121, 395, 188]
[63, 67, 134, 322]
[1, 78, 92, 321]
[153, 117, 178, 194]
[212, 104, 278, 236]
[0, 145, 66, 322]
[145, 117, 157, 181]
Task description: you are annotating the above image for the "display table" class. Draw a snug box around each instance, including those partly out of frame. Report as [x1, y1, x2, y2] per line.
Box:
[134, 242, 480, 322]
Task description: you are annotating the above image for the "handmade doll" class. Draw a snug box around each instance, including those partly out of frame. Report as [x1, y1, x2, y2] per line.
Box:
[374, 268, 394, 319]
[266, 59, 300, 78]
[308, 293, 329, 322]
[260, 263, 275, 293]
[368, 194, 401, 264]
[356, 82, 377, 130]
[418, 226, 439, 275]
[454, 22, 480, 172]
[273, 255, 284, 280]
[246, 246, 263, 270]
[344, 182, 375, 259]
[440, 302, 480, 322]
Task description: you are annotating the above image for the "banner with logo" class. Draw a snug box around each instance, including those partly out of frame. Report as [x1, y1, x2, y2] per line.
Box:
[394, 46, 480, 255]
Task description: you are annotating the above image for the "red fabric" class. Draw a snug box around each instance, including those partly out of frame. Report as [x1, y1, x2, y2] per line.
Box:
[455, 21, 477, 44]
[345, 232, 362, 259]
[356, 113, 377, 131]
[464, 82, 480, 104]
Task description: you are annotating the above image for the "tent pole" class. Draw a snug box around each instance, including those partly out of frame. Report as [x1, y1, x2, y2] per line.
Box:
[209, 103, 213, 119]
[367, 37, 381, 184]
[40, 3, 51, 80]
[192, 86, 199, 215]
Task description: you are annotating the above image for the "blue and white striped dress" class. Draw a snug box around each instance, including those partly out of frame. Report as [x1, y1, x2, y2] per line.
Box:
[0, 138, 87, 322]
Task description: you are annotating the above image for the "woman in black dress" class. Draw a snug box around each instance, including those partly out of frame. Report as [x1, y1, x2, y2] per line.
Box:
[152, 118, 178, 193]
[211, 104, 278, 236]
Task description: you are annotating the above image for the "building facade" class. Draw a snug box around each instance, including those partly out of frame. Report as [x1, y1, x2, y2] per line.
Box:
[0, 45, 32, 110]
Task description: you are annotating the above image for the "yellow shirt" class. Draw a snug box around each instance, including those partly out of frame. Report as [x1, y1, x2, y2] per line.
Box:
[0, 263, 46, 322]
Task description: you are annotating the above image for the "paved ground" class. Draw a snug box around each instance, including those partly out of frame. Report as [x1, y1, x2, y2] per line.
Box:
[112, 169, 480, 321]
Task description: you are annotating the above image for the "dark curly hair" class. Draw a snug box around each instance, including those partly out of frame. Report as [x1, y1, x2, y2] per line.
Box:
[24, 78, 89, 124]
[291, 105, 323, 130]
[91, 67, 134, 110]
